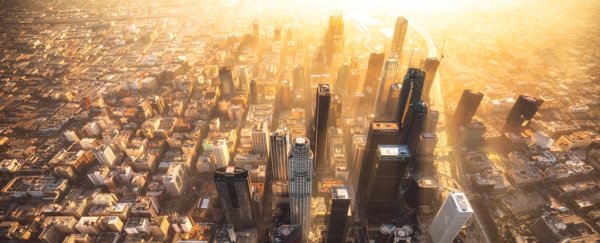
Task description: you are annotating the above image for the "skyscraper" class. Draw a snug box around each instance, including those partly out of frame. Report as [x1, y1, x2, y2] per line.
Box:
[288, 137, 313, 240]
[395, 68, 425, 126]
[424, 109, 439, 133]
[351, 135, 367, 173]
[429, 192, 473, 243]
[214, 166, 257, 229]
[93, 145, 117, 167]
[292, 65, 305, 93]
[251, 122, 270, 156]
[325, 186, 351, 243]
[239, 66, 250, 91]
[219, 67, 235, 96]
[374, 57, 399, 118]
[335, 63, 350, 94]
[325, 15, 344, 66]
[314, 84, 331, 170]
[356, 122, 400, 199]
[415, 132, 438, 176]
[213, 139, 230, 168]
[385, 83, 401, 116]
[391, 17, 408, 55]
[453, 90, 484, 128]
[421, 57, 440, 103]
[270, 128, 290, 182]
[502, 95, 544, 132]
[279, 80, 292, 109]
[365, 145, 411, 216]
[330, 94, 342, 127]
[249, 79, 258, 104]
[363, 53, 385, 100]
[400, 100, 428, 154]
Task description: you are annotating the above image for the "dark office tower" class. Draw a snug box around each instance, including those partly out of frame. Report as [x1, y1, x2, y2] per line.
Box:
[270, 128, 290, 182]
[219, 67, 235, 96]
[330, 94, 342, 127]
[400, 100, 428, 154]
[395, 68, 425, 126]
[421, 57, 440, 103]
[453, 90, 484, 128]
[385, 83, 401, 116]
[502, 95, 544, 132]
[253, 20, 260, 45]
[365, 145, 411, 216]
[363, 53, 385, 100]
[214, 166, 257, 229]
[391, 17, 408, 55]
[249, 79, 258, 104]
[288, 137, 313, 240]
[405, 177, 439, 209]
[325, 186, 351, 243]
[374, 57, 399, 118]
[239, 67, 250, 91]
[314, 84, 331, 170]
[357, 122, 401, 198]
[335, 64, 350, 94]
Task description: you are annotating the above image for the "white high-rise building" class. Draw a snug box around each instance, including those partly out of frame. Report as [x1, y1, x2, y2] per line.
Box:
[429, 192, 474, 243]
[63, 130, 80, 142]
[163, 163, 188, 196]
[288, 137, 313, 239]
[93, 145, 117, 167]
[251, 122, 270, 156]
[213, 139, 230, 168]
[270, 128, 290, 181]
[84, 121, 102, 136]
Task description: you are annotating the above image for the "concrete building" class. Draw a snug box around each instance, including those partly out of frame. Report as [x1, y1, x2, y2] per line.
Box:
[270, 128, 290, 182]
[213, 139, 230, 168]
[251, 122, 270, 155]
[163, 163, 187, 196]
[429, 192, 474, 243]
[93, 145, 117, 167]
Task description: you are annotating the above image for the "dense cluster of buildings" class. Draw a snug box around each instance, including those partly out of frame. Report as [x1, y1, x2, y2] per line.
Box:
[1, 1, 598, 243]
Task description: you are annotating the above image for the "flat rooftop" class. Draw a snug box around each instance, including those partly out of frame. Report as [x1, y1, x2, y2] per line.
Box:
[331, 186, 349, 199]
[377, 145, 410, 158]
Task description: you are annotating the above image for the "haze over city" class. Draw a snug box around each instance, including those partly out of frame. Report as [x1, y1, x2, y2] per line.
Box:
[0, 0, 598, 243]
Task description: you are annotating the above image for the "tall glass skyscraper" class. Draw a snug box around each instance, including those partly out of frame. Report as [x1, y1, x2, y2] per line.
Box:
[453, 89, 484, 128]
[314, 84, 331, 170]
[270, 128, 290, 182]
[288, 137, 313, 240]
[214, 166, 257, 229]
[395, 68, 425, 126]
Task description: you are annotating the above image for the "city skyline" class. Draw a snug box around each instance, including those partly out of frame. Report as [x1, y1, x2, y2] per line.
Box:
[0, 0, 598, 243]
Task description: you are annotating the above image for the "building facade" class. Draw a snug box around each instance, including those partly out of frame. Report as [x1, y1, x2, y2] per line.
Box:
[288, 137, 313, 239]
